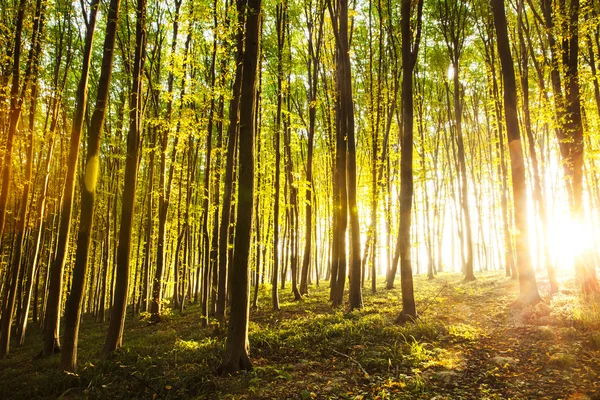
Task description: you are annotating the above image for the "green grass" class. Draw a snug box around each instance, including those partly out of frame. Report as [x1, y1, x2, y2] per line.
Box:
[0, 271, 598, 399]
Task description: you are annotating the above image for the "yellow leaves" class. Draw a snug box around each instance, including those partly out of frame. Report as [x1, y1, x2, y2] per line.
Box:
[448, 323, 480, 341]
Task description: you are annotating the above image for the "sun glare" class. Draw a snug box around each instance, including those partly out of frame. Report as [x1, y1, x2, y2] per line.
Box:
[548, 215, 593, 271]
[447, 65, 455, 80]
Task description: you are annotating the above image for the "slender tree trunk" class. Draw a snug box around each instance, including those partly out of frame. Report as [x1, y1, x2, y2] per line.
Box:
[15, 1, 48, 345]
[40, 0, 100, 357]
[252, 85, 262, 309]
[200, 0, 219, 327]
[97, 180, 112, 323]
[517, 0, 556, 292]
[394, 0, 423, 322]
[0, 0, 45, 355]
[300, 2, 324, 297]
[216, 15, 244, 322]
[271, 1, 287, 310]
[564, 0, 596, 292]
[336, 0, 362, 309]
[218, 0, 261, 375]
[327, 0, 349, 308]
[453, 63, 475, 281]
[149, 0, 182, 323]
[210, 93, 224, 316]
[492, 0, 541, 305]
[104, 0, 146, 356]
[0, 0, 26, 243]
[142, 127, 155, 312]
[283, 89, 302, 301]
[60, 0, 121, 370]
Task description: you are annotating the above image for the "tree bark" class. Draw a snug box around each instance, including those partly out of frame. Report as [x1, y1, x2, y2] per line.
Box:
[40, 0, 100, 357]
[299, 2, 323, 296]
[517, 0, 557, 293]
[0, 0, 26, 242]
[218, 0, 261, 375]
[60, 0, 121, 371]
[271, 0, 287, 310]
[216, 12, 244, 322]
[492, 0, 541, 305]
[0, 0, 44, 358]
[150, 0, 182, 322]
[103, 0, 146, 357]
[200, 0, 219, 326]
[394, 0, 423, 322]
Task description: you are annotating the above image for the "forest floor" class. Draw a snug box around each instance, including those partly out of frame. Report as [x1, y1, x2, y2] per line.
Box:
[1, 270, 599, 399]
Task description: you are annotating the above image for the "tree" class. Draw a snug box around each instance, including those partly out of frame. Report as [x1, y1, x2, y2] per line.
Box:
[60, 0, 122, 371]
[299, 0, 324, 297]
[328, 0, 349, 308]
[516, 0, 556, 292]
[0, 0, 44, 358]
[104, 0, 146, 357]
[327, 0, 363, 309]
[283, 75, 302, 301]
[218, 0, 261, 375]
[200, 0, 220, 326]
[150, 0, 182, 323]
[40, 0, 100, 357]
[536, 0, 597, 292]
[394, 0, 424, 322]
[434, 0, 475, 282]
[272, 0, 287, 311]
[0, 0, 26, 244]
[491, 0, 541, 305]
[562, 0, 597, 292]
[215, 0, 246, 323]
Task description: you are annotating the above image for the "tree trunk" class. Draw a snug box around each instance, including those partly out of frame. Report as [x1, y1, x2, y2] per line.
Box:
[200, 0, 219, 326]
[394, 0, 423, 323]
[331, 0, 362, 309]
[60, 0, 121, 371]
[492, 0, 541, 305]
[0, 0, 26, 242]
[40, 0, 100, 357]
[252, 82, 262, 309]
[103, 0, 146, 356]
[218, 0, 261, 375]
[300, 2, 324, 297]
[517, 0, 556, 293]
[283, 89, 302, 301]
[150, 0, 182, 322]
[142, 126, 155, 312]
[271, 1, 287, 310]
[328, 0, 350, 308]
[216, 16, 244, 322]
[564, 0, 596, 292]
[0, 0, 45, 358]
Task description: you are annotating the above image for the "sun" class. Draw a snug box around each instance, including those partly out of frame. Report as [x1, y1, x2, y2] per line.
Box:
[547, 214, 594, 272]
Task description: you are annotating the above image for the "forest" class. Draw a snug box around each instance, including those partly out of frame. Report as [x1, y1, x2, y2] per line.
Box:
[0, 0, 599, 398]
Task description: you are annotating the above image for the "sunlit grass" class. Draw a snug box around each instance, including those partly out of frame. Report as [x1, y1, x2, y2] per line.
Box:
[0, 271, 598, 399]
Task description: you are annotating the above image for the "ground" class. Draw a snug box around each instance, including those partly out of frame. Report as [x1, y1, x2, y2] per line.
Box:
[1, 270, 599, 399]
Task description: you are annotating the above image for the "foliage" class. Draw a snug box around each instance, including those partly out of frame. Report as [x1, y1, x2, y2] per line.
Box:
[1, 272, 599, 399]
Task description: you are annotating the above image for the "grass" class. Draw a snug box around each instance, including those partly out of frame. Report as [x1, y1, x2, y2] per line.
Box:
[1, 271, 599, 399]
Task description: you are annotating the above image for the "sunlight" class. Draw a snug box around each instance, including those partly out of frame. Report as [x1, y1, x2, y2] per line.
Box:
[447, 65, 455, 80]
[548, 214, 593, 271]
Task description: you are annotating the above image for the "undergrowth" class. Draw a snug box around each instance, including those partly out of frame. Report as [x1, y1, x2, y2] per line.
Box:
[0, 271, 598, 399]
